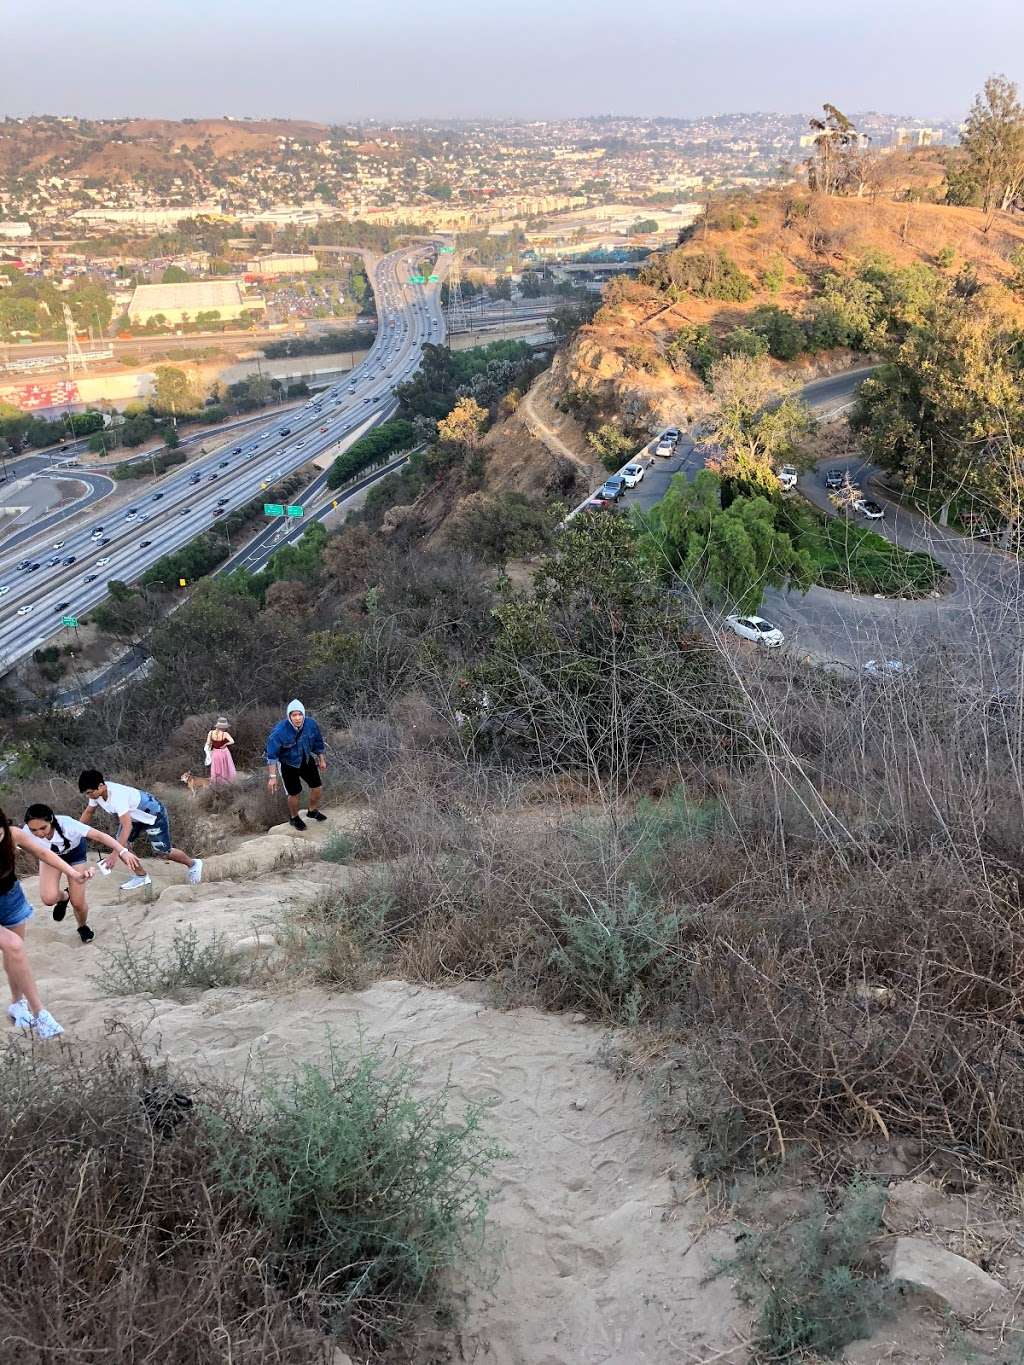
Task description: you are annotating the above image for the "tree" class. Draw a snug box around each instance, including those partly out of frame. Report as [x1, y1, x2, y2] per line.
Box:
[587, 424, 635, 472]
[161, 265, 190, 284]
[961, 76, 1024, 220]
[706, 354, 812, 492]
[436, 396, 488, 450]
[642, 469, 813, 613]
[806, 104, 867, 196]
[152, 365, 195, 414]
[490, 276, 512, 301]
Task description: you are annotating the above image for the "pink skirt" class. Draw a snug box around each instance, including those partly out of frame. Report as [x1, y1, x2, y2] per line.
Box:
[209, 746, 236, 784]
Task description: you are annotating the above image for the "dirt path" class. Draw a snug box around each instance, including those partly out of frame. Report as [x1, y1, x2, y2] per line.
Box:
[520, 372, 590, 470]
[21, 822, 746, 1365]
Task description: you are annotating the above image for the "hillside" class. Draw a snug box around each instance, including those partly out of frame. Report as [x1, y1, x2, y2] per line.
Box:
[550, 191, 1024, 429]
[0, 116, 330, 179]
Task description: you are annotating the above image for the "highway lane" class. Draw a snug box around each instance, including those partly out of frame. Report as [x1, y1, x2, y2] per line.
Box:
[0, 246, 447, 671]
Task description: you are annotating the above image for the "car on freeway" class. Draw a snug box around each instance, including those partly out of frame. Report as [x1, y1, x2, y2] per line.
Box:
[217, 497, 229, 506]
[219, 460, 229, 468]
[16, 559, 32, 571]
[620, 463, 646, 488]
[24, 562, 41, 571]
[854, 498, 884, 520]
[54, 601, 71, 613]
[726, 614, 784, 648]
[598, 475, 626, 502]
[139, 540, 152, 548]
[363, 397, 371, 404]
[320, 425, 328, 432]
[208, 473, 218, 481]
[280, 427, 291, 437]
[125, 508, 138, 519]
[152, 492, 164, 500]
[777, 464, 798, 490]
[16, 605, 31, 616]
[231, 447, 242, 455]
[189, 474, 201, 484]
[91, 528, 104, 539]
[95, 557, 111, 567]
[96, 538, 110, 548]
[52, 540, 65, 550]
[212, 509, 224, 517]
[247, 452, 258, 460]
[864, 658, 905, 679]
[83, 574, 98, 583]
[0, 586, 9, 596]
[62, 556, 76, 565]
[45, 556, 62, 568]
[824, 468, 846, 490]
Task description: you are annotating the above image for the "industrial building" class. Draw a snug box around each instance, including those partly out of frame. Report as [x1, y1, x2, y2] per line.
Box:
[245, 253, 319, 276]
[127, 279, 265, 325]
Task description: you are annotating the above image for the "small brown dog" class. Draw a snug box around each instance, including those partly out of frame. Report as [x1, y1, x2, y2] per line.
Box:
[180, 770, 210, 795]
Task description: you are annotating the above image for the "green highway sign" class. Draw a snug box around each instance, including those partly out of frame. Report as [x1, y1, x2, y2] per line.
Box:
[263, 502, 284, 516]
[286, 505, 304, 518]
[60, 615, 78, 628]
[408, 273, 426, 284]
[428, 274, 439, 282]
[439, 246, 455, 253]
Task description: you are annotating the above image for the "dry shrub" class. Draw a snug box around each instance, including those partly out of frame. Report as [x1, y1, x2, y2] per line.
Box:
[0, 1037, 499, 1361]
[0, 1045, 324, 1364]
[159, 705, 281, 780]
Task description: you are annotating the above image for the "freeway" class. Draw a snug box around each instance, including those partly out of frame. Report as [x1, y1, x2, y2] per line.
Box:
[0, 246, 447, 674]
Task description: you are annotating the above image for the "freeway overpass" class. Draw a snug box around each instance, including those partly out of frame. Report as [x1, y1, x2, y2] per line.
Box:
[0, 245, 448, 675]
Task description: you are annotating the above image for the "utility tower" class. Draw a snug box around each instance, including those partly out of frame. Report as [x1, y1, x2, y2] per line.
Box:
[444, 242, 469, 337]
[63, 305, 89, 377]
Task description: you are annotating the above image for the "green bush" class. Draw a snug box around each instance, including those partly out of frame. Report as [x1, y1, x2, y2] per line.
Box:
[206, 1045, 502, 1348]
[326, 418, 415, 489]
[320, 829, 358, 863]
[547, 886, 686, 1023]
[97, 924, 252, 996]
[728, 1178, 894, 1360]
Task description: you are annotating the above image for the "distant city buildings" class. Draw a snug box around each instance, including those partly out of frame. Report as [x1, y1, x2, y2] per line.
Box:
[893, 127, 944, 147]
[0, 221, 32, 239]
[245, 253, 319, 276]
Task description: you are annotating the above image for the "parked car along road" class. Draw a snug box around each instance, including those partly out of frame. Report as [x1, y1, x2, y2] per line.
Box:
[726, 614, 785, 647]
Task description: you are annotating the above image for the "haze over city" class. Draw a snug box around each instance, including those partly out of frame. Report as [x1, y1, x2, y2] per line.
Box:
[6, 0, 1024, 120]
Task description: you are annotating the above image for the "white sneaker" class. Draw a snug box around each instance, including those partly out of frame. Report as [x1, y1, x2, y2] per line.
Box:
[187, 858, 203, 886]
[30, 1009, 64, 1040]
[119, 874, 152, 892]
[7, 997, 31, 1030]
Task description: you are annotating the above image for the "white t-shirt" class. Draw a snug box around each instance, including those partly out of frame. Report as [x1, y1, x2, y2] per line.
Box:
[22, 814, 93, 856]
[87, 781, 156, 826]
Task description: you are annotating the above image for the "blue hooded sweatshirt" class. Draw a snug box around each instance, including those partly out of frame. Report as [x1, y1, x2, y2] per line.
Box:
[265, 699, 325, 768]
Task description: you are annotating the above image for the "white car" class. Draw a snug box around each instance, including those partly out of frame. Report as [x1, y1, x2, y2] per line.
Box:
[853, 498, 885, 520]
[16, 605, 31, 615]
[95, 557, 111, 567]
[864, 658, 904, 678]
[620, 463, 646, 488]
[777, 465, 798, 490]
[52, 540, 65, 550]
[726, 614, 784, 648]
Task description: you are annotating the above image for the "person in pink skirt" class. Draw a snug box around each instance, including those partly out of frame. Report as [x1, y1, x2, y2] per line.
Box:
[205, 717, 237, 785]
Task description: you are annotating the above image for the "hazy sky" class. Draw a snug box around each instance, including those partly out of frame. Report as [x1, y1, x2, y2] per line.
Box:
[6, 0, 1023, 122]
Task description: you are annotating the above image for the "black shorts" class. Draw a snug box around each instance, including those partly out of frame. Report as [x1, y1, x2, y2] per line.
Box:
[279, 756, 322, 797]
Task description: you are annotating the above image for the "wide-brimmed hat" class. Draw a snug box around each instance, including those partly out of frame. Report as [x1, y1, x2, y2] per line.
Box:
[215, 716, 230, 727]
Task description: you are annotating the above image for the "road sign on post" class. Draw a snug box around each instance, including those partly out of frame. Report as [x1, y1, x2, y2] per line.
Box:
[285, 505, 304, 518]
[439, 246, 455, 254]
[263, 503, 284, 516]
[178, 578, 187, 588]
[428, 274, 439, 282]
[60, 615, 78, 629]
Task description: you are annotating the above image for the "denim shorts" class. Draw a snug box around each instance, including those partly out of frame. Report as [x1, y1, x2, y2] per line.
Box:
[127, 798, 171, 855]
[0, 881, 33, 929]
[63, 841, 87, 867]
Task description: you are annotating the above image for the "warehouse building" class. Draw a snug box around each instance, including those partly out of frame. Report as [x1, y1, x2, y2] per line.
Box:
[127, 279, 265, 325]
[245, 253, 319, 276]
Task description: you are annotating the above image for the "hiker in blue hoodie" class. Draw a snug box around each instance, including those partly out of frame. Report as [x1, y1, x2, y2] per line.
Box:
[265, 699, 327, 831]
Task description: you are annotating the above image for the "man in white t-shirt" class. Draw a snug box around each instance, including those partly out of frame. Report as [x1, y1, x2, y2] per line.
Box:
[77, 769, 203, 889]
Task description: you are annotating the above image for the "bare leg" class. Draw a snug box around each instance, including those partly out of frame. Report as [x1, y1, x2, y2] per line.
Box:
[162, 847, 194, 868]
[38, 864, 64, 907]
[286, 793, 300, 818]
[67, 877, 89, 929]
[307, 784, 323, 813]
[1, 923, 43, 1016]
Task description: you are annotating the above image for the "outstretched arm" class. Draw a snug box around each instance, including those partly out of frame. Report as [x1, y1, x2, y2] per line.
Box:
[14, 828, 94, 883]
[84, 827, 143, 874]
